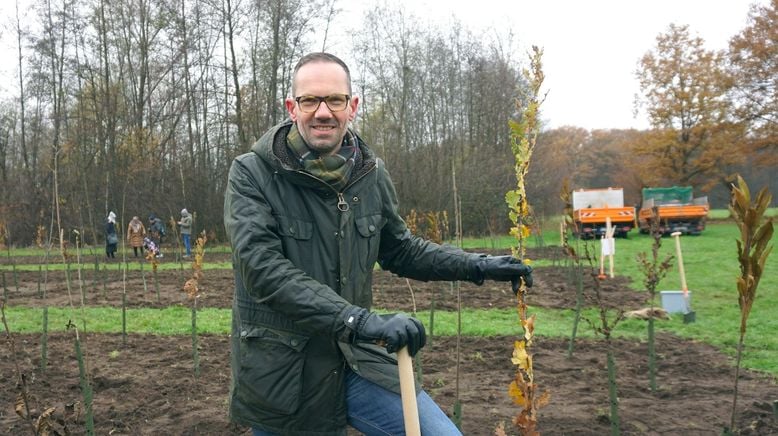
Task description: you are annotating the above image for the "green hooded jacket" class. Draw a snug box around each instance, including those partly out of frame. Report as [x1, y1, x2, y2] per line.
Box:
[223, 120, 479, 435]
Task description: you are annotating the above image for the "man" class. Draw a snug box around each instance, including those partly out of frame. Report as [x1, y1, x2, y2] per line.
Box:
[224, 52, 533, 436]
[177, 208, 193, 257]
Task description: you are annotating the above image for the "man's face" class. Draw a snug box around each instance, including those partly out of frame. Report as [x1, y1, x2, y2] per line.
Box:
[285, 61, 359, 156]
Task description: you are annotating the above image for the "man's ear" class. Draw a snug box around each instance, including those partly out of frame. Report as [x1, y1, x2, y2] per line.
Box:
[348, 95, 359, 121]
[285, 98, 297, 122]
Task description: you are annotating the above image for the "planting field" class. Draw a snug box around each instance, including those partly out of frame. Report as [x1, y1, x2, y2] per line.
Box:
[2, 236, 778, 435]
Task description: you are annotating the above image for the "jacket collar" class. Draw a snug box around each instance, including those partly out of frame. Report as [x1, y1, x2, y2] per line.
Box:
[252, 119, 377, 190]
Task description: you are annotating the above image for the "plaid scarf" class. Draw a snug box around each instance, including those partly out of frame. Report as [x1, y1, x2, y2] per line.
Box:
[286, 124, 359, 191]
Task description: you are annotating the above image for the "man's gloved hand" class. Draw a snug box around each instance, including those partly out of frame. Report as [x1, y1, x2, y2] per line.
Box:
[343, 308, 426, 356]
[470, 255, 533, 293]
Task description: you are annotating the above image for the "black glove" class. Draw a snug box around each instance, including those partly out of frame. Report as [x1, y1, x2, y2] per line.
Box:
[342, 308, 426, 356]
[470, 255, 533, 293]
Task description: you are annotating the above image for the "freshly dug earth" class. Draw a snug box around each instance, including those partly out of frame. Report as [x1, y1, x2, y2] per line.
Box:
[2, 247, 778, 435]
[2, 333, 777, 435]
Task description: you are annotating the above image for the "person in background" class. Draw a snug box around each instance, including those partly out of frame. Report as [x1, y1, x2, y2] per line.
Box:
[177, 208, 193, 257]
[148, 213, 165, 258]
[126, 216, 146, 257]
[223, 52, 534, 436]
[105, 211, 118, 259]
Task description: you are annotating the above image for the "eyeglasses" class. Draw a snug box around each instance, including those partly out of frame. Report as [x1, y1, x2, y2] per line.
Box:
[294, 94, 350, 113]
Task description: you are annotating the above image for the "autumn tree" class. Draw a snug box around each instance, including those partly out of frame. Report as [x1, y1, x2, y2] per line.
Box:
[526, 126, 591, 217]
[728, 0, 777, 166]
[634, 24, 746, 191]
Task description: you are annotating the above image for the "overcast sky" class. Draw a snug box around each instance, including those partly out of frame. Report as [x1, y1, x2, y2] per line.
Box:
[0, 0, 764, 131]
[318, 0, 765, 131]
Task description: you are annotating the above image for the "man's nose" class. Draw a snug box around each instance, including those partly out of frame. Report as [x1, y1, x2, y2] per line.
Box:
[314, 100, 334, 118]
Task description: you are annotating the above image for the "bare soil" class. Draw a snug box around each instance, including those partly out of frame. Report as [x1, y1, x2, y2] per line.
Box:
[4, 247, 646, 311]
[2, 248, 778, 435]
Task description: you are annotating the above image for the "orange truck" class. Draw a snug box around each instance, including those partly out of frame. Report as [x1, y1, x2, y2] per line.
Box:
[572, 187, 636, 239]
[638, 186, 709, 235]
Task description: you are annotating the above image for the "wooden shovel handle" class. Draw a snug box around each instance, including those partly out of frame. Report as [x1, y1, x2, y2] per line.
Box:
[671, 232, 688, 292]
[397, 347, 421, 436]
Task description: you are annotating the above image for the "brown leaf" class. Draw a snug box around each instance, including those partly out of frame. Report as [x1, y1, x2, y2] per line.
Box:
[15, 393, 27, 418]
[536, 390, 551, 408]
[35, 406, 56, 436]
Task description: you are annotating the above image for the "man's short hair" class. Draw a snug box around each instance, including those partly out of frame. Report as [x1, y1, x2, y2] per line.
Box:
[291, 52, 352, 96]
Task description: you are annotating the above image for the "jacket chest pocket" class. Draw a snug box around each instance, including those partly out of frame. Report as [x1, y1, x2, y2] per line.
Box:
[276, 215, 314, 254]
[355, 214, 383, 272]
[236, 325, 309, 415]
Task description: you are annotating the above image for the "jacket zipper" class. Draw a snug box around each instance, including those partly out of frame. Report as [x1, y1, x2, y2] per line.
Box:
[296, 161, 377, 213]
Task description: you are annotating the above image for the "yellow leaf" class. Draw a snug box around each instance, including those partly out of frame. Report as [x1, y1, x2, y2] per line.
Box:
[511, 340, 529, 370]
[508, 381, 526, 407]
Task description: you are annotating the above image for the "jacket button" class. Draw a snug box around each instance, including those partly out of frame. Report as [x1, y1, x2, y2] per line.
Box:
[368, 224, 376, 232]
[352, 196, 359, 202]
[341, 276, 348, 284]
[352, 363, 359, 371]
[289, 227, 295, 234]
[290, 339, 299, 347]
[240, 330, 247, 338]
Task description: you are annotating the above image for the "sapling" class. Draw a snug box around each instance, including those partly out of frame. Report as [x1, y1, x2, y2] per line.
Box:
[92, 252, 99, 296]
[560, 180, 585, 359]
[2, 301, 39, 435]
[581, 242, 625, 436]
[37, 265, 42, 299]
[634, 207, 673, 392]
[2, 223, 20, 294]
[59, 229, 95, 435]
[37, 224, 52, 372]
[403, 209, 447, 384]
[500, 46, 549, 436]
[140, 258, 148, 293]
[727, 175, 773, 434]
[451, 164, 464, 429]
[183, 230, 208, 377]
[101, 265, 107, 300]
[70, 321, 95, 435]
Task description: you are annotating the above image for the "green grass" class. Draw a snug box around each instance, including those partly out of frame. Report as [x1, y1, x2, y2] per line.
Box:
[2, 218, 777, 375]
[3, 306, 231, 335]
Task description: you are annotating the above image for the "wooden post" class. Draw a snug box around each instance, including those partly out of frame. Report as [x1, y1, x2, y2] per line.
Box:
[606, 217, 615, 278]
[598, 234, 606, 280]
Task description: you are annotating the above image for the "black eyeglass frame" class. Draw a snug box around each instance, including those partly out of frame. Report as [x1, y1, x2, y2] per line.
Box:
[294, 94, 351, 113]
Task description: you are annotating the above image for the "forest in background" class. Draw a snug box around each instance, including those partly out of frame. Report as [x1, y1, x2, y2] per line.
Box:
[0, 0, 775, 246]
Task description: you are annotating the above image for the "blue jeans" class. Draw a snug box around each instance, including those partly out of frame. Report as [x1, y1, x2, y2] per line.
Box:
[252, 367, 461, 436]
[182, 233, 191, 256]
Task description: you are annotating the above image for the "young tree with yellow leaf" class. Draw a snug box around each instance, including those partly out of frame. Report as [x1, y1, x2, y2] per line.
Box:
[727, 175, 773, 434]
[501, 46, 549, 436]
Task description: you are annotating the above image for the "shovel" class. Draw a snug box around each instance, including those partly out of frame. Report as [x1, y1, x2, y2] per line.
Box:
[397, 347, 421, 436]
[671, 231, 696, 323]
